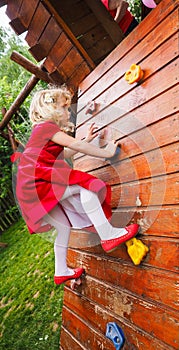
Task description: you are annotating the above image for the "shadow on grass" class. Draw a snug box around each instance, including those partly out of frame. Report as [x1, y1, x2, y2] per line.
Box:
[0, 219, 64, 350]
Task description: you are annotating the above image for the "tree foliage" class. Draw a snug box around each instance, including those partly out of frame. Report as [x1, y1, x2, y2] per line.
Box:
[0, 27, 46, 200]
[129, 0, 142, 22]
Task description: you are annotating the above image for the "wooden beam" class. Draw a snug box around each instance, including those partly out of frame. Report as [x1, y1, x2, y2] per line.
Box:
[7, 124, 18, 151]
[84, 0, 124, 45]
[0, 108, 24, 148]
[0, 242, 8, 248]
[43, 0, 95, 70]
[0, 75, 39, 130]
[10, 51, 54, 84]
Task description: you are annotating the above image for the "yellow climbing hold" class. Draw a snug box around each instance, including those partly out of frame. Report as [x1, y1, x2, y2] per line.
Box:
[125, 238, 149, 265]
[124, 64, 144, 84]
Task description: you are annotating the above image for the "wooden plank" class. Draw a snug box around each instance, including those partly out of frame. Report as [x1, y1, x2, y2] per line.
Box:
[52, 0, 91, 24]
[67, 249, 179, 310]
[65, 61, 92, 92]
[25, 2, 51, 47]
[62, 306, 115, 350]
[77, 38, 178, 125]
[117, 112, 179, 162]
[78, 0, 179, 94]
[74, 140, 178, 184]
[52, 0, 122, 64]
[70, 206, 179, 240]
[48, 59, 91, 92]
[91, 143, 179, 185]
[62, 304, 175, 350]
[64, 283, 179, 349]
[69, 230, 179, 272]
[43, 32, 73, 73]
[79, 26, 115, 63]
[55, 47, 84, 81]
[68, 12, 99, 37]
[111, 206, 179, 238]
[43, 0, 95, 69]
[110, 173, 179, 209]
[74, 112, 179, 173]
[5, 0, 23, 20]
[29, 17, 62, 61]
[78, 28, 178, 117]
[9, 0, 39, 35]
[48, 69, 63, 86]
[60, 326, 88, 350]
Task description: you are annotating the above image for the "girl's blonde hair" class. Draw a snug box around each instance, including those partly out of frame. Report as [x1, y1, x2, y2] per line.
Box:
[29, 86, 74, 132]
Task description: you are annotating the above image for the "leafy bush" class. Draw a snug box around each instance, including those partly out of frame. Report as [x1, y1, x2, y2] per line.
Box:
[129, 0, 142, 22]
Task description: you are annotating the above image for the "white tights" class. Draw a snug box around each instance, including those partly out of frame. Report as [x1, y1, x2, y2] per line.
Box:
[44, 186, 127, 276]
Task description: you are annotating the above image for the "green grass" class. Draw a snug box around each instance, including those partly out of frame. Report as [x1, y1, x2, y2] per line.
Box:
[0, 219, 64, 350]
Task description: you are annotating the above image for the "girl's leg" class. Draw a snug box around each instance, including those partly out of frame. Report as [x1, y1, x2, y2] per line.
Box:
[80, 188, 139, 252]
[44, 205, 73, 276]
[80, 187, 127, 240]
[60, 185, 139, 253]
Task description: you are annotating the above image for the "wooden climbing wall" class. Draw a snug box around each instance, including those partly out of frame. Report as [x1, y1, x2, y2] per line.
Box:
[60, 0, 179, 349]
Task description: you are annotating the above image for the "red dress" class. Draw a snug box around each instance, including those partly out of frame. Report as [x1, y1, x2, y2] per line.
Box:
[16, 121, 111, 234]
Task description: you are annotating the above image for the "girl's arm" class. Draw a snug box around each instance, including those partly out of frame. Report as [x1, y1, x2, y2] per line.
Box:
[51, 127, 119, 159]
[63, 123, 99, 159]
[109, 0, 128, 23]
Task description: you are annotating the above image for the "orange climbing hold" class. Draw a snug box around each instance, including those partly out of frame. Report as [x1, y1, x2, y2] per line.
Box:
[125, 237, 149, 265]
[124, 64, 144, 84]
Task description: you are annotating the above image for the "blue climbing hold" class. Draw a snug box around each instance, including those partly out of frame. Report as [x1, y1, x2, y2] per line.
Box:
[106, 322, 125, 350]
[105, 146, 121, 162]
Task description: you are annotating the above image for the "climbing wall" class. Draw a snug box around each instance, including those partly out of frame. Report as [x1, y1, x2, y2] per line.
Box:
[60, 0, 179, 349]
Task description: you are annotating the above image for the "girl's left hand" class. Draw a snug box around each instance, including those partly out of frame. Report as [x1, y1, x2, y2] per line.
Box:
[85, 123, 99, 142]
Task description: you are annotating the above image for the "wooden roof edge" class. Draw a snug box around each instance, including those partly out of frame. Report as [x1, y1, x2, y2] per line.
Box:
[42, 0, 96, 71]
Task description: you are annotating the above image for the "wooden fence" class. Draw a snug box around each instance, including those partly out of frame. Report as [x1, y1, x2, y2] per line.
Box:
[0, 190, 20, 233]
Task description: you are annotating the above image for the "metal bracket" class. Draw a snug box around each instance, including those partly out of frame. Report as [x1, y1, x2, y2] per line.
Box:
[106, 322, 125, 350]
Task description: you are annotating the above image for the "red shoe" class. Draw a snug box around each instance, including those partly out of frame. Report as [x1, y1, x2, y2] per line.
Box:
[54, 267, 85, 285]
[101, 224, 139, 253]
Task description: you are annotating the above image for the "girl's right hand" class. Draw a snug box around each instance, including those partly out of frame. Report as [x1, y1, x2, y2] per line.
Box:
[105, 140, 120, 158]
[85, 122, 99, 142]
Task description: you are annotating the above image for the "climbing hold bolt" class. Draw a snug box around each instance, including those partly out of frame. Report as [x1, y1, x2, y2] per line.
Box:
[106, 322, 125, 349]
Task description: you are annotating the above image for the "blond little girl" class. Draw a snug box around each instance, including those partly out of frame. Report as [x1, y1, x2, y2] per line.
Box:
[15, 86, 139, 284]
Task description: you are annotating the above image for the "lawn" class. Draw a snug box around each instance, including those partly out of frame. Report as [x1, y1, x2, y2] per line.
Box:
[0, 218, 64, 350]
